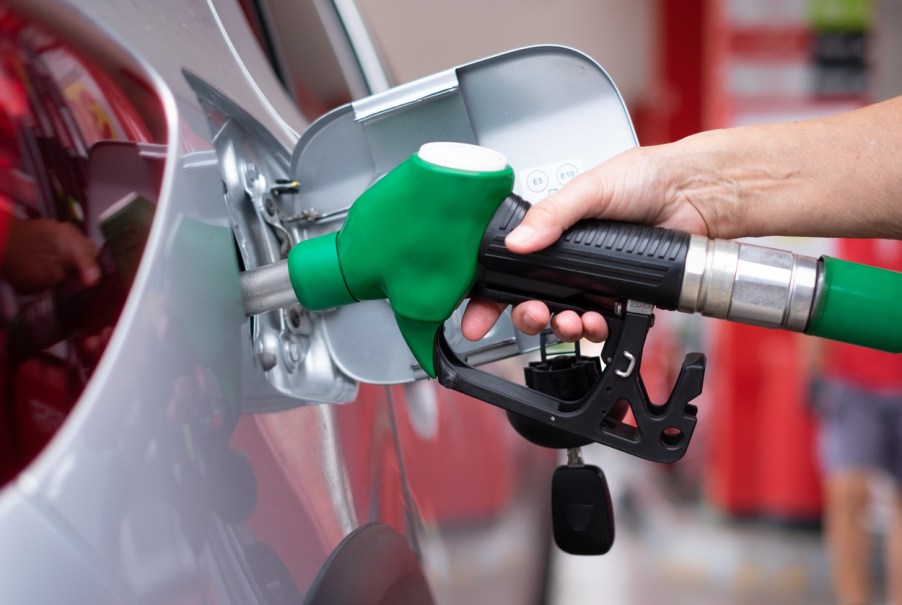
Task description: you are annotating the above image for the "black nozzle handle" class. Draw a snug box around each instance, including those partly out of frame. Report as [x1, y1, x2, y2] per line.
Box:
[474, 195, 690, 311]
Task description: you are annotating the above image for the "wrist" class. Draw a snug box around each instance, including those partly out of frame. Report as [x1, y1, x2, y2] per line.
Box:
[664, 124, 834, 239]
[665, 99, 902, 241]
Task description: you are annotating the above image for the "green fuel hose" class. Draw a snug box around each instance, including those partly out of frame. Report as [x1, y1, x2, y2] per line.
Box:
[806, 257, 902, 352]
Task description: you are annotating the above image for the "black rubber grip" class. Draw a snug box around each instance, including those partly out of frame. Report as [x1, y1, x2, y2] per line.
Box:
[475, 194, 689, 310]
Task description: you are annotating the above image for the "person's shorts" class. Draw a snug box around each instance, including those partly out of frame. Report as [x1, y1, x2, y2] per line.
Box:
[814, 379, 902, 484]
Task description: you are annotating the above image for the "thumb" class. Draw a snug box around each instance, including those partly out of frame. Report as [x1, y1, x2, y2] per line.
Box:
[505, 171, 614, 254]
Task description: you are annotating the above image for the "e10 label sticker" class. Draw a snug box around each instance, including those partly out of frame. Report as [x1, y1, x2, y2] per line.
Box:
[517, 158, 585, 203]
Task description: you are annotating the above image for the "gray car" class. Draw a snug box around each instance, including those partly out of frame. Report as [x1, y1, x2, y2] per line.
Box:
[0, 1, 563, 603]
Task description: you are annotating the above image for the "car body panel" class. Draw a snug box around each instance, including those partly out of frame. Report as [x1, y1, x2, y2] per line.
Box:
[0, 1, 556, 603]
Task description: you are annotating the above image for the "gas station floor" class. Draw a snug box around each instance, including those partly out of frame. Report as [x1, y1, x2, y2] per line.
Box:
[547, 445, 844, 605]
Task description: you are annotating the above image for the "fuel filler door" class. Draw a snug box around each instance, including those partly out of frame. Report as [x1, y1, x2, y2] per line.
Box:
[284, 45, 637, 386]
[218, 45, 636, 401]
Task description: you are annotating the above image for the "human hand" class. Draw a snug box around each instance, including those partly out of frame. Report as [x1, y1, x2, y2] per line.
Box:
[461, 98, 902, 343]
[1, 217, 101, 294]
[461, 141, 717, 344]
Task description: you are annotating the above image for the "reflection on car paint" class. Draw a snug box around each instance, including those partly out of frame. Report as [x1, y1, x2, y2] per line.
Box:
[0, 10, 163, 483]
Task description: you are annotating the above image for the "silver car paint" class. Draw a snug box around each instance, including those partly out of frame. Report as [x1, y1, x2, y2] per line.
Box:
[0, 1, 554, 603]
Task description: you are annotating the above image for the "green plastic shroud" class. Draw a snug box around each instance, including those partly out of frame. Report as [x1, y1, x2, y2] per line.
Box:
[806, 256, 902, 353]
[287, 153, 515, 377]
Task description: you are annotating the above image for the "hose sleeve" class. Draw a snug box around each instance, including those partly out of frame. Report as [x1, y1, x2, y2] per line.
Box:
[806, 256, 902, 353]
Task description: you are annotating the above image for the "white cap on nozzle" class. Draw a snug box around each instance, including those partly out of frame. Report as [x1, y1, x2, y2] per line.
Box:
[418, 142, 507, 173]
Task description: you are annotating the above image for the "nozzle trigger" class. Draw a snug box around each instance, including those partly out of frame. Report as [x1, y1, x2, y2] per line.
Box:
[434, 302, 705, 463]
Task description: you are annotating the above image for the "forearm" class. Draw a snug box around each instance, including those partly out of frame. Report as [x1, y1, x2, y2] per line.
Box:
[475, 98, 902, 343]
[660, 96, 902, 240]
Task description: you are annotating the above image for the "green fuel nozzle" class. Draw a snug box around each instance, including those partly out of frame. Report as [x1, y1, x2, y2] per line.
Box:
[240, 142, 902, 381]
[238, 141, 902, 463]
[272, 143, 514, 376]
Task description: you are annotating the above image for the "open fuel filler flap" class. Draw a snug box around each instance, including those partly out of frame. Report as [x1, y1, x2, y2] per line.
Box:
[284, 45, 638, 386]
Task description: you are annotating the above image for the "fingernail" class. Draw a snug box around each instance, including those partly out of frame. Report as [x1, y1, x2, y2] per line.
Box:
[505, 225, 534, 247]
